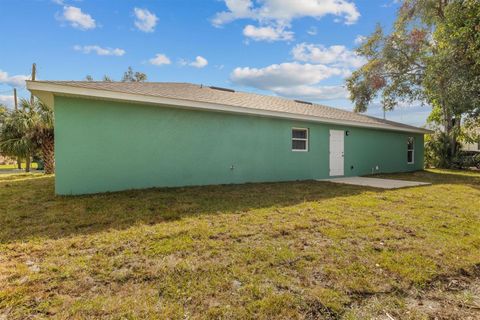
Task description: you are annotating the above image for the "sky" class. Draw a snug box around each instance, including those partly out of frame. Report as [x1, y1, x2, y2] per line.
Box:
[0, 0, 431, 126]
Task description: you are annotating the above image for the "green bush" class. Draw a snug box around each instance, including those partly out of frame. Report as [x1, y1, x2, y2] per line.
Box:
[452, 151, 480, 169]
[424, 131, 459, 168]
[424, 131, 480, 169]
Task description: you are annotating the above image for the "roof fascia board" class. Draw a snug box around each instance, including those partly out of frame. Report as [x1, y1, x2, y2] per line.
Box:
[26, 81, 432, 134]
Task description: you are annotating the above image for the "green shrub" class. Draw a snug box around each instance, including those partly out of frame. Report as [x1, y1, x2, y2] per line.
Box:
[424, 131, 460, 168]
[452, 151, 480, 169]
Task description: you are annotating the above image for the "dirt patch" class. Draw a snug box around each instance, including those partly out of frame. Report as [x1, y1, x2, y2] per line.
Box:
[347, 273, 480, 319]
[406, 274, 480, 319]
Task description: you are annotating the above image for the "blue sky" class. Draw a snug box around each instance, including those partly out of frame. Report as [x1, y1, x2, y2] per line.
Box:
[0, 0, 430, 126]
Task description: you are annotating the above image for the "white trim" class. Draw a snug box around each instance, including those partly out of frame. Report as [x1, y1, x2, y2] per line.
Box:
[407, 137, 415, 164]
[27, 81, 432, 134]
[292, 127, 309, 152]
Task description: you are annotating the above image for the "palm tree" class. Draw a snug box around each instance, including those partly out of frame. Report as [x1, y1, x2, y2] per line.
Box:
[31, 100, 55, 174]
[0, 104, 7, 122]
[0, 99, 55, 174]
[0, 105, 37, 172]
[0, 105, 22, 169]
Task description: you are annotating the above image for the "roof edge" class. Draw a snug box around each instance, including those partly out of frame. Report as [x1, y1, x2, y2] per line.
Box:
[26, 81, 433, 134]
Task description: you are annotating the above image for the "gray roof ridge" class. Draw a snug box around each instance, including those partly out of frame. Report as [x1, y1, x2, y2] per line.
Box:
[27, 80, 431, 133]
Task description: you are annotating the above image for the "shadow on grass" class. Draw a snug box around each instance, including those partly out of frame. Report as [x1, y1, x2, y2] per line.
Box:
[0, 169, 478, 244]
[0, 175, 380, 244]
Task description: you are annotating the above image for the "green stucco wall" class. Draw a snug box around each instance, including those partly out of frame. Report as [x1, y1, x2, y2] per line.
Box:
[54, 96, 424, 195]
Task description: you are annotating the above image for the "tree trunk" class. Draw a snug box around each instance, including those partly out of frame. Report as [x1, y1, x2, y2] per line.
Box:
[441, 101, 456, 165]
[444, 115, 458, 160]
[450, 115, 461, 157]
[25, 156, 31, 173]
[42, 137, 55, 174]
[17, 157, 21, 169]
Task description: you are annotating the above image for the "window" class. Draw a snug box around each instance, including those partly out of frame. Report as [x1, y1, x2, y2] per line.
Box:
[292, 128, 308, 151]
[407, 137, 414, 164]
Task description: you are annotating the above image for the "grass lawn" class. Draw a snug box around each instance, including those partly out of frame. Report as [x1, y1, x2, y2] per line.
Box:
[0, 170, 479, 319]
[0, 162, 38, 170]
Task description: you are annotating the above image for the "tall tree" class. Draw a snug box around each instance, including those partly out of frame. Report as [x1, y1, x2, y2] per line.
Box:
[0, 105, 7, 157]
[102, 75, 113, 82]
[429, 0, 480, 117]
[0, 104, 7, 123]
[0, 99, 55, 173]
[30, 100, 55, 174]
[85, 67, 148, 82]
[346, 0, 480, 165]
[0, 106, 37, 172]
[121, 66, 147, 82]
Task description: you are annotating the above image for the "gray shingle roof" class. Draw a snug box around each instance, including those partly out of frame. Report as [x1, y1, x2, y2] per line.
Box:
[28, 81, 430, 133]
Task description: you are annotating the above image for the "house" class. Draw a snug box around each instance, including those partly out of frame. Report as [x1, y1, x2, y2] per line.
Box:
[463, 141, 480, 152]
[461, 128, 480, 152]
[0, 155, 15, 166]
[27, 81, 431, 195]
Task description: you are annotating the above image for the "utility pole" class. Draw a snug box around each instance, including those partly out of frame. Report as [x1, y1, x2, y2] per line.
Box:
[30, 63, 36, 105]
[14, 88, 20, 169]
[13, 88, 18, 110]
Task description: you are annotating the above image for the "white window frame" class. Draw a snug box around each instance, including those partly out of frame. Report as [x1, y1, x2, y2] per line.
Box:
[407, 137, 415, 164]
[292, 127, 309, 152]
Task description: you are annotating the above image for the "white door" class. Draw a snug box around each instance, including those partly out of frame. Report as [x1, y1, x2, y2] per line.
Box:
[329, 130, 344, 176]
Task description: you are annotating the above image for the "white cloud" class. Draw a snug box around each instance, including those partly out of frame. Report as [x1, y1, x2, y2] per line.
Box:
[230, 62, 349, 100]
[212, 0, 253, 26]
[179, 56, 209, 68]
[190, 56, 208, 68]
[73, 45, 125, 56]
[60, 6, 96, 30]
[354, 35, 366, 45]
[243, 24, 293, 42]
[231, 40, 367, 101]
[0, 70, 29, 87]
[292, 43, 366, 68]
[213, 0, 359, 42]
[0, 95, 14, 107]
[229, 48, 362, 101]
[133, 8, 158, 33]
[149, 54, 171, 66]
[273, 85, 348, 100]
[231, 62, 346, 89]
[212, 0, 360, 26]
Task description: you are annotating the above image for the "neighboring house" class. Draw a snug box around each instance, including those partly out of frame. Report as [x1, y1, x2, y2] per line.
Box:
[461, 128, 480, 152]
[463, 141, 480, 152]
[0, 155, 15, 165]
[27, 81, 431, 195]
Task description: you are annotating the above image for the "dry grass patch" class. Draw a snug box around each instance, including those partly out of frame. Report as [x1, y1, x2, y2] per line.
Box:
[0, 169, 479, 319]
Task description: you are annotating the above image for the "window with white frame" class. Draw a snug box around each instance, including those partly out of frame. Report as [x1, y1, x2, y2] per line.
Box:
[292, 128, 308, 151]
[407, 137, 414, 164]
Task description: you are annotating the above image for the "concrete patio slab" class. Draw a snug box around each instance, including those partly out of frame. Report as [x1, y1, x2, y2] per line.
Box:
[320, 177, 430, 189]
